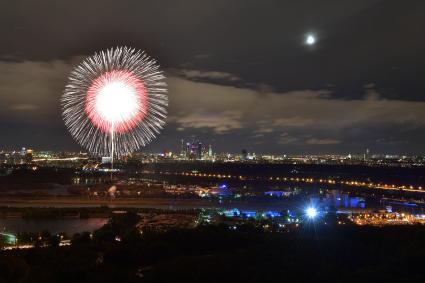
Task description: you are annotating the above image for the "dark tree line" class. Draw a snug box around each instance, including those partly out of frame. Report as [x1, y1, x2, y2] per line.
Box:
[1, 213, 425, 282]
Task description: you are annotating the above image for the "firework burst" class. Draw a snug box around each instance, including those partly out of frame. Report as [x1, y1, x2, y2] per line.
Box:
[62, 47, 168, 158]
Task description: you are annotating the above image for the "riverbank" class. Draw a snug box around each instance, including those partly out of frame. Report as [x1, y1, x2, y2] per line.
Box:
[0, 196, 310, 211]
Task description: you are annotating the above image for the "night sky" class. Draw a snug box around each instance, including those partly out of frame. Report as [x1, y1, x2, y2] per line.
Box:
[1, 0, 425, 154]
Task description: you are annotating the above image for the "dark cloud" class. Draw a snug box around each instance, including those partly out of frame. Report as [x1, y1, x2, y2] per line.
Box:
[171, 69, 241, 83]
[0, 0, 424, 154]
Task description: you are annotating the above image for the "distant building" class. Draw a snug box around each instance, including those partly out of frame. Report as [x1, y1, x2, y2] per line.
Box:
[179, 138, 209, 160]
[101, 156, 112, 164]
[196, 141, 202, 159]
[185, 142, 191, 158]
[180, 139, 185, 157]
[24, 149, 33, 163]
[241, 149, 248, 161]
[322, 190, 365, 209]
[208, 144, 213, 157]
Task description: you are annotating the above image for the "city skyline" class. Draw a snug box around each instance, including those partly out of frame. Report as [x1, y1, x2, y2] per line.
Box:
[0, 139, 424, 157]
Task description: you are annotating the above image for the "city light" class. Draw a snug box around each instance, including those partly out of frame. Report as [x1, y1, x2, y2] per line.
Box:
[306, 207, 318, 219]
[152, 170, 425, 194]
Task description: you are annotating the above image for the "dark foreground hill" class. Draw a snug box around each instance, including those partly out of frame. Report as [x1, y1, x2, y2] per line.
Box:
[1, 223, 425, 283]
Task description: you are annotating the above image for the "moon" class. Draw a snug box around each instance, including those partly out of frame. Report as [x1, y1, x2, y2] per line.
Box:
[306, 34, 316, 45]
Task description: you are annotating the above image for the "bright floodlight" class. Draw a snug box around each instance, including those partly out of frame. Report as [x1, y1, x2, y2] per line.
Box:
[306, 207, 318, 218]
[306, 35, 316, 45]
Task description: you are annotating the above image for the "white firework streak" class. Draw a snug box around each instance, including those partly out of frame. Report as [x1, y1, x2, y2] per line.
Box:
[61, 46, 168, 158]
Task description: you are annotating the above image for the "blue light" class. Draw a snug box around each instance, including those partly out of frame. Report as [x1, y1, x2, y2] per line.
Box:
[219, 184, 227, 189]
[306, 207, 318, 219]
[264, 191, 284, 197]
[264, 211, 282, 218]
[223, 208, 240, 217]
[243, 211, 256, 218]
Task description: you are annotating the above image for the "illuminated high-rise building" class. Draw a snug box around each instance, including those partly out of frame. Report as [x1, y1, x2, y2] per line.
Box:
[25, 149, 33, 163]
[179, 138, 213, 160]
[196, 141, 202, 159]
[180, 139, 185, 157]
[208, 144, 213, 157]
[186, 142, 191, 159]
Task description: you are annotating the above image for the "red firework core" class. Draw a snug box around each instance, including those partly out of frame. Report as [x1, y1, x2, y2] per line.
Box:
[85, 70, 147, 133]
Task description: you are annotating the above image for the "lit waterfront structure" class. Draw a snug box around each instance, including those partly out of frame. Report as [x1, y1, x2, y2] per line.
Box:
[153, 170, 425, 194]
[349, 212, 425, 226]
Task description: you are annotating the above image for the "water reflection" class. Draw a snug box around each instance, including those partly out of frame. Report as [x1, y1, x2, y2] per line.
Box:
[0, 218, 108, 235]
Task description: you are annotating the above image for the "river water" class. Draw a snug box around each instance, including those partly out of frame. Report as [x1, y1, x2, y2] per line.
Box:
[0, 218, 108, 235]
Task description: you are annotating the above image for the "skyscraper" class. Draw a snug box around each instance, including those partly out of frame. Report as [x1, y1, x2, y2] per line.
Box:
[208, 144, 213, 157]
[180, 139, 185, 157]
[196, 141, 202, 159]
[179, 138, 213, 160]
